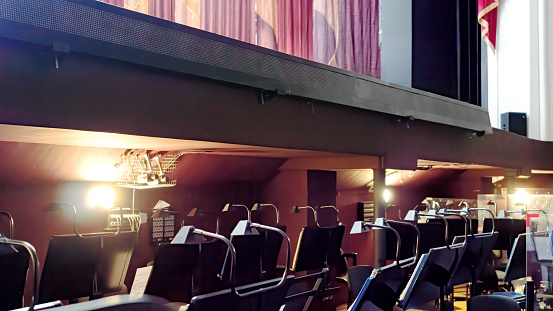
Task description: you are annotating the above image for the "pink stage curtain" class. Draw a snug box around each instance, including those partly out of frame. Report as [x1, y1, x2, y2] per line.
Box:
[335, 0, 380, 78]
[256, 0, 278, 50]
[277, 0, 313, 60]
[201, 0, 256, 44]
[175, 0, 201, 29]
[124, 0, 148, 14]
[149, 0, 176, 22]
[313, 0, 339, 66]
[96, 0, 380, 78]
[97, 0, 124, 7]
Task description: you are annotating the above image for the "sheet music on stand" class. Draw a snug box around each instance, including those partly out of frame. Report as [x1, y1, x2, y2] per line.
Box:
[532, 235, 553, 261]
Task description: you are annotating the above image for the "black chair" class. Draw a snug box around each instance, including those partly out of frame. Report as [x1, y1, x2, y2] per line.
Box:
[145, 238, 227, 302]
[349, 261, 412, 311]
[448, 232, 499, 295]
[345, 265, 374, 306]
[258, 224, 286, 279]
[0, 243, 30, 310]
[417, 222, 447, 253]
[39, 232, 138, 303]
[467, 294, 521, 311]
[398, 243, 466, 310]
[483, 218, 525, 252]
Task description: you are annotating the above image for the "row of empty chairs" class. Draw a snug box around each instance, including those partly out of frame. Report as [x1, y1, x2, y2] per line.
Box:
[0, 204, 538, 311]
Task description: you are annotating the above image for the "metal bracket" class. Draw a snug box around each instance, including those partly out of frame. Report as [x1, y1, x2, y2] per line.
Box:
[257, 89, 277, 104]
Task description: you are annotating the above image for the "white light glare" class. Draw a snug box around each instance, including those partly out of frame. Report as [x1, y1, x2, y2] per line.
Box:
[88, 186, 116, 209]
[383, 189, 391, 203]
[514, 189, 530, 205]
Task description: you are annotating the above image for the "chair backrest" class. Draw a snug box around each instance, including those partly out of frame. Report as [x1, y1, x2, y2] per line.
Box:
[416, 222, 446, 253]
[483, 218, 525, 251]
[387, 222, 418, 261]
[259, 225, 286, 279]
[448, 232, 498, 288]
[222, 235, 263, 286]
[39, 235, 100, 303]
[350, 263, 410, 311]
[0, 244, 30, 310]
[95, 232, 138, 297]
[292, 225, 345, 272]
[503, 233, 527, 283]
[467, 294, 521, 311]
[346, 265, 374, 305]
[398, 243, 465, 310]
[145, 238, 227, 302]
[39, 232, 139, 303]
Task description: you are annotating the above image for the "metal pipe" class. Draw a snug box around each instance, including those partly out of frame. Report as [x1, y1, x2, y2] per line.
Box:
[357, 221, 402, 265]
[49, 202, 121, 239]
[385, 204, 402, 220]
[194, 229, 236, 294]
[253, 204, 280, 224]
[440, 211, 468, 247]
[387, 220, 420, 266]
[236, 223, 291, 297]
[469, 207, 495, 235]
[0, 211, 14, 239]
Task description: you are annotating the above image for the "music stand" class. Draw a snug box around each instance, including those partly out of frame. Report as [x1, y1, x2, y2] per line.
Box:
[483, 218, 525, 251]
[448, 232, 499, 295]
[38, 234, 100, 303]
[94, 231, 138, 297]
[398, 244, 465, 311]
[291, 225, 345, 272]
[349, 261, 411, 311]
[417, 222, 447, 253]
[144, 238, 227, 302]
[0, 243, 30, 310]
[39, 232, 139, 303]
[387, 222, 418, 261]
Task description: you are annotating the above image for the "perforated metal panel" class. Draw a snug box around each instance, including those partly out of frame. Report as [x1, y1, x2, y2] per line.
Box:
[0, 0, 492, 133]
[0, 0, 355, 95]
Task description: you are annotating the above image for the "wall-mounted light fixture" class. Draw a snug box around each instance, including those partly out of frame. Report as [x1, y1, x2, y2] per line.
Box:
[351, 218, 402, 264]
[46, 202, 121, 238]
[251, 203, 280, 224]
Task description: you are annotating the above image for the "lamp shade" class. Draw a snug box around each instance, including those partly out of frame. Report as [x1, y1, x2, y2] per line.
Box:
[404, 210, 420, 222]
[426, 209, 438, 216]
[172, 226, 207, 244]
[350, 221, 370, 234]
[373, 217, 388, 227]
[497, 210, 506, 218]
[230, 220, 259, 236]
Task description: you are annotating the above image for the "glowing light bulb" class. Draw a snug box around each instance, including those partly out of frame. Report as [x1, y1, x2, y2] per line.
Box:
[514, 189, 530, 205]
[383, 189, 391, 203]
[88, 186, 116, 209]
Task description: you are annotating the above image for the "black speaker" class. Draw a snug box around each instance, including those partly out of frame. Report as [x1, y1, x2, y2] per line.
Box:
[501, 112, 527, 136]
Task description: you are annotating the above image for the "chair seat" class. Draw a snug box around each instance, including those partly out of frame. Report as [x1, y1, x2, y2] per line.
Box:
[491, 291, 525, 301]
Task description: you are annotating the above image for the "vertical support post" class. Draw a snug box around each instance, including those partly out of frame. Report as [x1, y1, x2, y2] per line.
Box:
[505, 170, 517, 209]
[373, 162, 387, 268]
